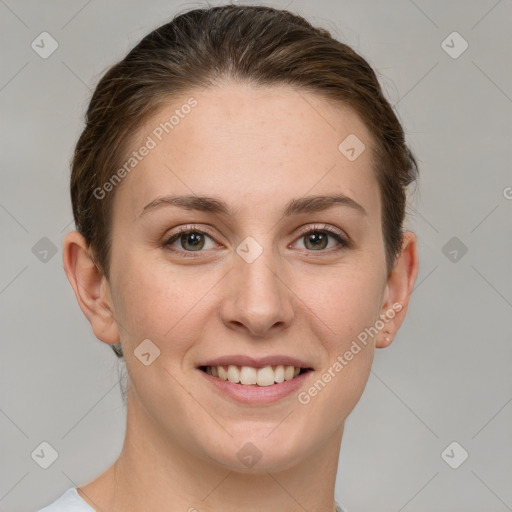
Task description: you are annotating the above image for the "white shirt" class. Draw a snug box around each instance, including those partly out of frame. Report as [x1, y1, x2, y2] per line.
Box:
[37, 487, 348, 511]
[37, 488, 95, 511]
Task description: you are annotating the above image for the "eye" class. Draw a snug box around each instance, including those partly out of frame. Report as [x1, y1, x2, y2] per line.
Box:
[164, 226, 217, 253]
[163, 224, 350, 257]
[292, 224, 350, 252]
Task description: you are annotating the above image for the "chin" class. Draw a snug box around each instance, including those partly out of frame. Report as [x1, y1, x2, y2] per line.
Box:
[196, 421, 315, 473]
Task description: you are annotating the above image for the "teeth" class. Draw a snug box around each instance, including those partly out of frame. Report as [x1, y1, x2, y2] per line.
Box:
[274, 365, 285, 383]
[256, 366, 274, 387]
[240, 366, 257, 385]
[227, 365, 240, 383]
[204, 364, 305, 386]
[284, 365, 295, 381]
[218, 365, 228, 380]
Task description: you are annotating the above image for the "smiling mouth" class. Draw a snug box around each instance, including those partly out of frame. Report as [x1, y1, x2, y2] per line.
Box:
[199, 365, 312, 387]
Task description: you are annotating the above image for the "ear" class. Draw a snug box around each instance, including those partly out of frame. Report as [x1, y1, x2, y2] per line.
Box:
[375, 230, 419, 349]
[62, 231, 120, 345]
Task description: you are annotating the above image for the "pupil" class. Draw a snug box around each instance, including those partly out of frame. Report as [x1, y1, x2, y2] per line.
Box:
[306, 232, 327, 250]
[182, 233, 204, 250]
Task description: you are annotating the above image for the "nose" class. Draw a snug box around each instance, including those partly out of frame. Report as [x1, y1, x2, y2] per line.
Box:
[219, 242, 295, 337]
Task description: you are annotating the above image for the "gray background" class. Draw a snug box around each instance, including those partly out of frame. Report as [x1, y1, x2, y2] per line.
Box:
[1, 1, 511, 511]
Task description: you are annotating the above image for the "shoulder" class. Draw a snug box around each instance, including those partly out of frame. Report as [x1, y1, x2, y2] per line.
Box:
[37, 488, 96, 512]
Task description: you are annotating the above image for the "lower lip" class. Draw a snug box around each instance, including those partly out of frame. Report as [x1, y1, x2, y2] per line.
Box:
[198, 369, 312, 404]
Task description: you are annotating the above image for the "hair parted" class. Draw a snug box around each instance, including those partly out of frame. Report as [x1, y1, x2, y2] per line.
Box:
[70, 4, 419, 359]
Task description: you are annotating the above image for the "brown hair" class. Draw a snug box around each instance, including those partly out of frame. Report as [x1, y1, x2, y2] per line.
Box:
[70, 4, 418, 359]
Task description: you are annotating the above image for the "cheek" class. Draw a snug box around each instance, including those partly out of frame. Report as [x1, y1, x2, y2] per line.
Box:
[111, 256, 218, 356]
[292, 261, 383, 408]
[293, 261, 384, 347]
[294, 267, 381, 421]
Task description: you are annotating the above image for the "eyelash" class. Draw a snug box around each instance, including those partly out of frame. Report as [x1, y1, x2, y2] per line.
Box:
[163, 223, 351, 257]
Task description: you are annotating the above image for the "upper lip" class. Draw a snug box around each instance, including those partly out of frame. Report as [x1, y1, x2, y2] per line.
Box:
[198, 355, 314, 370]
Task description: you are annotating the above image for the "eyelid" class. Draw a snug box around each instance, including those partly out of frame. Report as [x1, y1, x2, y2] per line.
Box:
[168, 224, 216, 239]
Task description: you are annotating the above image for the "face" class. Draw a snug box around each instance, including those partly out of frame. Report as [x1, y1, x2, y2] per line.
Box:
[104, 83, 394, 470]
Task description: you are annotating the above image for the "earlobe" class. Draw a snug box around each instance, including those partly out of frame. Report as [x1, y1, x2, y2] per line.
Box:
[376, 231, 419, 348]
[62, 231, 120, 345]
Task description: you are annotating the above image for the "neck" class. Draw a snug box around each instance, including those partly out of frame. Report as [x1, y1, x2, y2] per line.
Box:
[78, 388, 344, 512]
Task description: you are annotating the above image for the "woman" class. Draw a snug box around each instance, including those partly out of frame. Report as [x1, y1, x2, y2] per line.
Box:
[39, 4, 419, 511]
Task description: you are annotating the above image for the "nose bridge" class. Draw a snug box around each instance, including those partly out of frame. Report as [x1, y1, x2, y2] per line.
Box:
[221, 235, 293, 335]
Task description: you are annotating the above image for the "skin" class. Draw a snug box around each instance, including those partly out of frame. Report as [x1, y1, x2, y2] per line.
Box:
[63, 82, 418, 512]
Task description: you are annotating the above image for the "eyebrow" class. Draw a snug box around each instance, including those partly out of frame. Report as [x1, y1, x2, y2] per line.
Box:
[139, 193, 367, 218]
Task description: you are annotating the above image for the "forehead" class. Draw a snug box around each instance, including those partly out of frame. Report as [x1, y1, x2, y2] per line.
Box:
[112, 82, 380, 222]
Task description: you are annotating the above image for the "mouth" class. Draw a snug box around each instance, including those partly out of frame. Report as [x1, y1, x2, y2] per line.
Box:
[198, 364, 313, 387]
